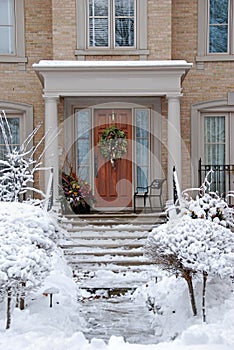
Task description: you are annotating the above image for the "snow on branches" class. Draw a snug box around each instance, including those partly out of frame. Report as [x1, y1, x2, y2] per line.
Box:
[0, 110, 45, 203]
[180, 171, 234, 228]
[0, 202, 59, 329]
[146, 216, 234, 279]
[145, 171, 234, 320]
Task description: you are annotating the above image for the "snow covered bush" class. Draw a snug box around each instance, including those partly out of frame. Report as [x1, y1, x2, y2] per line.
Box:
[0, 111, 45, 203]
[0, 202, 59, 329]
[180, 172, 234, 228]
[145, 216, 234, 319]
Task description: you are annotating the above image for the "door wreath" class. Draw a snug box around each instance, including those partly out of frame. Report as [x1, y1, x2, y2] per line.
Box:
[98, 125, 128, 167]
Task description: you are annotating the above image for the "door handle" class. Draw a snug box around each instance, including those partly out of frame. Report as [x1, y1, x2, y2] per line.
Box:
[94, 155, 98, 178]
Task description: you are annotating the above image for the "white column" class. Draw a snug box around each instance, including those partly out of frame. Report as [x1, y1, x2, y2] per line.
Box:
[167, 94, 182, 201]
[43, 95, 59, 204]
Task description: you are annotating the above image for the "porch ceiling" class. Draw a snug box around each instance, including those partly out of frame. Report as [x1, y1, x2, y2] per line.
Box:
[33, 60, 192, 98]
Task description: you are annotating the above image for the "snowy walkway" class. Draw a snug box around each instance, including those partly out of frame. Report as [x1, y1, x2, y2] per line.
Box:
[77, 286, 158, 344]
[60, 216, 164, 344]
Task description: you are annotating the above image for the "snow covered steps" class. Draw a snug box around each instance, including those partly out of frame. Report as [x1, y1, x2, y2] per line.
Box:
[59, 212, 166, 287]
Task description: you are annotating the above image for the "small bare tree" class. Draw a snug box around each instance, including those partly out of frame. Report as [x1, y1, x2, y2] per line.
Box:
[0, 110, 46, 203]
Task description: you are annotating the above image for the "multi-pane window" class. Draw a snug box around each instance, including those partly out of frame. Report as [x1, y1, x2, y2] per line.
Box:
[88, 0, 135, 48]
[209, 0, 229, 53]
[136, 109, 149, 188]
[0, 0, 14, 54]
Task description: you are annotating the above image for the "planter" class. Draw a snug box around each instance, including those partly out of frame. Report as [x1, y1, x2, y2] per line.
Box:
[72, 202, 90, 214]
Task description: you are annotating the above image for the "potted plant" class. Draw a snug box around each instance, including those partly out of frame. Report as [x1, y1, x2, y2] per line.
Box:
[61, 169, 95, 214]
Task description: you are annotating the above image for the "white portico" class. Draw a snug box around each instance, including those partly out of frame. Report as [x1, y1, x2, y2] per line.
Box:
[33, 60, 192, 206]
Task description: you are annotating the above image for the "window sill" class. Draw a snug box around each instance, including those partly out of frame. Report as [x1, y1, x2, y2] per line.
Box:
[196, 54, 234, 62]
[0, 56, 27, 70]
[75, 49, 149, 59]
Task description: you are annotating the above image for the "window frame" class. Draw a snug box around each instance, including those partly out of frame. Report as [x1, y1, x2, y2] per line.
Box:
[0, 0, 27, 66]
[197, 0, 234, 63]
[75, 0, 148, 59]
[87, 0, 136, 49]
[191, 98, 234, 188]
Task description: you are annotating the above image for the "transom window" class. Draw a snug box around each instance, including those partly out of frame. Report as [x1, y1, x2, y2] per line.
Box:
[88, 0, 135, 48]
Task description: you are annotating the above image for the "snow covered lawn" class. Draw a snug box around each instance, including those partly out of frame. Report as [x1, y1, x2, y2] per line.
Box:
[0, 202, 233, 349]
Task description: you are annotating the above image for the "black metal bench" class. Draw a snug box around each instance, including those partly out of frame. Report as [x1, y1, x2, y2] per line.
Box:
[134, 178, 166, 213]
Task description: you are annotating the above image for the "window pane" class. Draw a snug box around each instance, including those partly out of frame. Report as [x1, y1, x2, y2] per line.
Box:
[115, 0, 134, 16]
[76, 110, 91, 182]
[0, 0, 14, 54]
[0, 27, 14, 54]
[209, 0, 228, 25]
[0, 0, 13, 25]
[0, 118, 20, 145]
[115, 18, 134, 47]
[89, 18, 108, 47]
[209, 0, 229, 53]
[89, 0, 108, 16]
[204, 116, 225, 165]
[136, 109, 149, 187]
[209, 26, 228, 53]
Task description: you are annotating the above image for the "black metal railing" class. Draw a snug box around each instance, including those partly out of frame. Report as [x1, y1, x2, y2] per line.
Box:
[198, 159, 234, 203]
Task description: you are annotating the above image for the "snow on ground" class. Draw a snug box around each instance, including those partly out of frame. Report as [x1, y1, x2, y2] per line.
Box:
[0, 202, 233, 349]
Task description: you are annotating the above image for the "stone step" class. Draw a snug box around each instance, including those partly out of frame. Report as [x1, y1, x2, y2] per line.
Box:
[67, 256, 151, 265]
[60, 240, 145, 249]
[63, 224, 156, 232]
[63, 248, 143, 256]
[65, 230, 149, 238]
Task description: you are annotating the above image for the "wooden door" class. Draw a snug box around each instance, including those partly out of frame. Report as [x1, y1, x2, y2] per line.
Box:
[94, 109, 132, 208]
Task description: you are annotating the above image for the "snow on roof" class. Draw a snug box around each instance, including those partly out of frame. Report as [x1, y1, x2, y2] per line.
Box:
[33, 60, 193, 69]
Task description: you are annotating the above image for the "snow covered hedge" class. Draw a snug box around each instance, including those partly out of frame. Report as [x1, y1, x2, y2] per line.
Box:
[0, 202, 61, 329]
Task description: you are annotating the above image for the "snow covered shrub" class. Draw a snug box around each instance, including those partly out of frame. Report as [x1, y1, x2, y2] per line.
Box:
[180, 172, 234, 228]
[0, 202, 58, 329]
[0, 111, 45, 203]
[145, 216, 234, 318]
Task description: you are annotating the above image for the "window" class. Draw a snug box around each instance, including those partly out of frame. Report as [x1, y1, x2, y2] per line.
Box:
[197, 0, 234, 63]
[76, 0, 148, 58]
[0, 0, 14, 54]
[191, 99, 234, 196]
[209, 0, 229, 53]
[136, 109, 149, 188]
[76, 109, 91, 182]
[0, 0, 26, 65]
[0, 116, 20, 169]
[88, 0, 135, 48]
[204, 116, 226, 165]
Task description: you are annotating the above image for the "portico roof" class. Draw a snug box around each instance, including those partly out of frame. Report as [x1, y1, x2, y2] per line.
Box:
[33, 60, 192, 98]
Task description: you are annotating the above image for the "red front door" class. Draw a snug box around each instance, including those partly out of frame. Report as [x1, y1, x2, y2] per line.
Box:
[94, 109, 132, 209]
